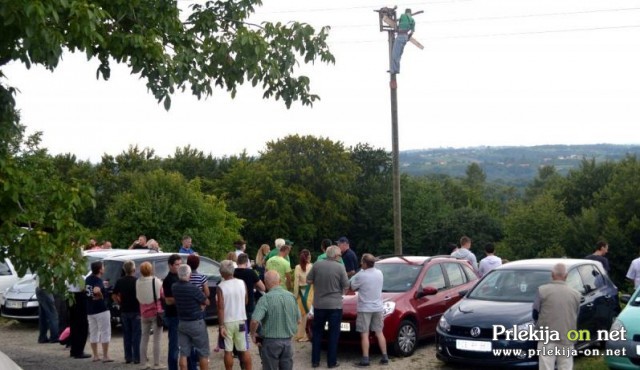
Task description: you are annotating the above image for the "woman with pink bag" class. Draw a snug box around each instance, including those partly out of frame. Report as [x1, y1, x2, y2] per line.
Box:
[136, 261, 165, 370]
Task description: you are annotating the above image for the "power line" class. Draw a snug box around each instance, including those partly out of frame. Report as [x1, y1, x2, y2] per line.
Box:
[328, 6, 640, 29]
[329, 23, 640, 44]
[256, 0, 470, 14]
[439, 23, 640, 39]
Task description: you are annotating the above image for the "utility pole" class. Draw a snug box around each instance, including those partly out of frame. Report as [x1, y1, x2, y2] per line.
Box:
[375, 6, 402, 255]
[375, 6, 423, 256]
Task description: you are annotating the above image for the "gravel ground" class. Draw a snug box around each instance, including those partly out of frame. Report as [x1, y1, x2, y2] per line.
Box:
[0, 319, 459, 370]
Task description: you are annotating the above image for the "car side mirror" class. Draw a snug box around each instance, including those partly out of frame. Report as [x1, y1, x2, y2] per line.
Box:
[620, 294, 631, 304]
[416, 286, 438, 298]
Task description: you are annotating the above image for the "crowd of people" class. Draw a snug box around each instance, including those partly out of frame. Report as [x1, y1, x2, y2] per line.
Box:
[34, 233, 632, 370]
[32, 235, 390, 370]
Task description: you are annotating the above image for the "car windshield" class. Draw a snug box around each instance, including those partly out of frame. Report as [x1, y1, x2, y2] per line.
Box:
[0, 260, 11, 276]
[379, 263, 422, 292]
[468, 269, 551, 302]
[85, 255, 102, 271]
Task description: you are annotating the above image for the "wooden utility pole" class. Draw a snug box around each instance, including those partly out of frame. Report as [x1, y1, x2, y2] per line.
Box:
[375, 6, 423, 255]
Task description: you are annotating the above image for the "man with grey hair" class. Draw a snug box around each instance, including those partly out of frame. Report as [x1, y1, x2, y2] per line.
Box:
[532, 263, 580, 370]
[307, 245, 350, 368]
[265, 238, 290, 263]
[250, 270, 300, 370]
[217, 260, 252, 370]
[172, 264, 209, 370]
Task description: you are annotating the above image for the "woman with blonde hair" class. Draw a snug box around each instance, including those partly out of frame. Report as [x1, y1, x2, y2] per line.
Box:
[255, 244, 270, 281]
[293, 249, 313, 342]
[135, 262, 164, 370]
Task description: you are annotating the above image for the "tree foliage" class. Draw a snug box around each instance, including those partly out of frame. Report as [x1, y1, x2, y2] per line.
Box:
[348, 144, 393, 255]
[215, 135, 359, 250]
[103, 169, 242, 259]
[0, 0, 334, 109]
[0, 0, 335, 293]
[501, 193, 570, 260]
[0, 130, 93, 295]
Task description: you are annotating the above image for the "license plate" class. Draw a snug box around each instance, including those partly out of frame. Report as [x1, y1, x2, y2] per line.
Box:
[456, 339, 491, 352]
[324, 322, 351, 332]
[636, 345, 640, 356]
[5, 300, 22, 309]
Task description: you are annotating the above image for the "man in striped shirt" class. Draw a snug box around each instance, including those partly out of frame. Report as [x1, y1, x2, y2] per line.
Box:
[250, 270, 300, 370]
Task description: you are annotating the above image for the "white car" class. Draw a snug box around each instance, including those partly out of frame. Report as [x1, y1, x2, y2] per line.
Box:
[0, 258, 21, 305]
[1, 249, 150, 321]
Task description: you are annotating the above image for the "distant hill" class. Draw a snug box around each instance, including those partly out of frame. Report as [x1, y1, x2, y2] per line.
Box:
[399, 144, 640, 186]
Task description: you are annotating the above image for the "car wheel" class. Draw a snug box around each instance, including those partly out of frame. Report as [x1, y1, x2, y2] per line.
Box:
[393, 320, 417, 357]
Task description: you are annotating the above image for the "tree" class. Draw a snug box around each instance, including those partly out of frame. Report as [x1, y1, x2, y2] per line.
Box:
[560, 158, 615, 217]
[1, 0, 334, 110]
[257, 135, 359, 246]
[525, 165, 563, 200]
[215, 135, 359, 249]
[0, 130, 93, 295]
[501, 193, 571, 261]
[349, 144, 393, 255]
[401, 176, 452, 255]
[102, 169, 242, 259]
[0, 0, 334, 294]
[589, 156, 640, 283]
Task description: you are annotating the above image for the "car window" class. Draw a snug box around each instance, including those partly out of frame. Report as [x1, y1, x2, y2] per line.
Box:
[422, 264, 446, 290]
[444, 263, 465, 287]
[468, 269, 551, 302]
[102, 260, 125, 288]
[0, 260, 12, 276]
[566, 268, 585, 293]
[154, 260, 169, 279]
[462, 264, 479, 282]
[198, 258, 221, 278]
[578, 265, 605, 291]
[379, 263, 422, 292]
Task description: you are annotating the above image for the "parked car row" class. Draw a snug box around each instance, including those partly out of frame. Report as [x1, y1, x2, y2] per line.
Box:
[4, 249, 636, 367]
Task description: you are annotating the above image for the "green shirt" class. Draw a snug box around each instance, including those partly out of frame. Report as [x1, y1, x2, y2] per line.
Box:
[398, 13, 415, 32]
[266, 256, 292, 290]
[316, 253, 344, 265]
[251, 286, 300, 339]
[265, 248, 290, 263]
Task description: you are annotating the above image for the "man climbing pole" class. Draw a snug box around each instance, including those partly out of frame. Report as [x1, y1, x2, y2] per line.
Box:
[390, 8, 415, 74]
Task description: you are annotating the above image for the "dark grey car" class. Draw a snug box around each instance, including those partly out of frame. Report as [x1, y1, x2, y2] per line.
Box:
[436, 258, 620, 368]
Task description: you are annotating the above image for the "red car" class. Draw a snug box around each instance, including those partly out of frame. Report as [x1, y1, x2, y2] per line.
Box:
[308, 255, 479, 357]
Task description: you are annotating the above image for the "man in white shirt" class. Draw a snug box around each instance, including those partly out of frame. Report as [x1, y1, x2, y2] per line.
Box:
[349, 254, 389, 367]
[626, 255, 640, 289]
[217, 260, 251, 370]
[478, 243, 502, 277]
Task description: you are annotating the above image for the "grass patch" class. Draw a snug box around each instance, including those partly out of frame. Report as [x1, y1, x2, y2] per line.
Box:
[575, 355, 608, 370]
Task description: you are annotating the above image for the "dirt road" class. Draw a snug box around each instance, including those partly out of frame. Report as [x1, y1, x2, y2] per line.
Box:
[0, 319, 456, 370]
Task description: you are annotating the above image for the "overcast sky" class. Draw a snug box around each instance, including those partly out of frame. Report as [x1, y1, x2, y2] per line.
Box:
[4, 0, 640, 162]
